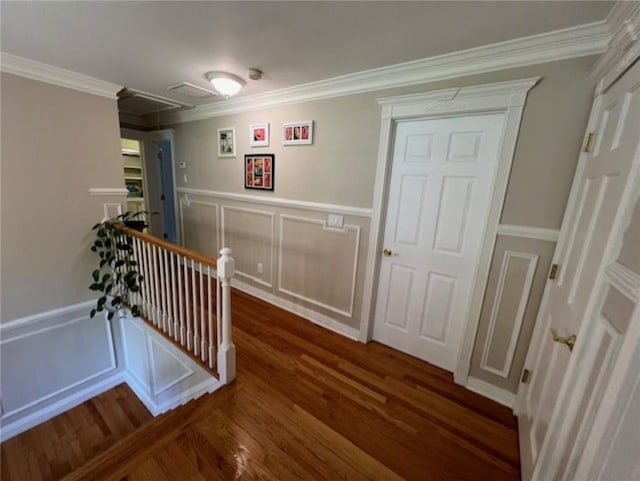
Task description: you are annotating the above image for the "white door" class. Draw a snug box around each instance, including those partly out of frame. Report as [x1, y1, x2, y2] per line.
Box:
[372, 114, 505, 371]
[517, 59, 640, 481]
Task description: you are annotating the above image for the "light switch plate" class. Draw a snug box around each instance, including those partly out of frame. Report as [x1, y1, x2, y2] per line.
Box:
[328, 214, 344, 228]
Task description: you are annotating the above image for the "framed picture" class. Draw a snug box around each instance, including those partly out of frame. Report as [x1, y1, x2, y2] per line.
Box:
[217, 127, 235, 157]
[283, 120, 313, 145]
[249, 123, 269, 147]
[245, 154, 274, 191]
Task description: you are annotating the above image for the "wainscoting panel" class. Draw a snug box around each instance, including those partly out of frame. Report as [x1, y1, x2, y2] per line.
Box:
[221, 205, 274, 287]
[468, 234, 556, 393]
[179, 197, 219, 259]
[480, 250, 539, 378]
[0, 302, 123, 440]
[278, 215, 361, 318]
[178, 192, 369, 332]
[119, 315, 221, 416]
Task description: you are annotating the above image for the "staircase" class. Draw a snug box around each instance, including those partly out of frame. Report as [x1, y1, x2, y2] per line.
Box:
[120, 224, 236, 385]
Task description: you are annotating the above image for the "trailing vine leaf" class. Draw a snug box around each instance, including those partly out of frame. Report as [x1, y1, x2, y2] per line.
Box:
[88, 210, 151, 321]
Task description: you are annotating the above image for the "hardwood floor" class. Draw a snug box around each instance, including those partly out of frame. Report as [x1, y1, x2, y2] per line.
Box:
[0, 384, 152, 481]
[3, 289, 520, 480]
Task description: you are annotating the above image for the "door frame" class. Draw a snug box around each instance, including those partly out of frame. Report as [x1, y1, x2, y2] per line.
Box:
[359, 77, 539, 385]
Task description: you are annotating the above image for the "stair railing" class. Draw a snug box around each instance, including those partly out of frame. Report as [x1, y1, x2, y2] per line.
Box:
[117, 224, 236, 384]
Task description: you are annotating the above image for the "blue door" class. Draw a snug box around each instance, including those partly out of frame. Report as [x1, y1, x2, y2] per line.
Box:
[154, 139, 177, 243]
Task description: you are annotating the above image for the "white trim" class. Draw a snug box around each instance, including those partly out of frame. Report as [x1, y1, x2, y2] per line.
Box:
[231, 277, 360, 341]
[465, 377, 516, 408]
[148, 336, 194, 396]
[592, 2, 640, 86]
[221, 205, 275, 288]
[0, 299, 95, 333]
[277, 214, 360, 319]
[164, 22, 607, 123]
[88, 187, 128, 196]
[480, 251, 539, 379]
[359, 78, 539, 389]
[497, 224, 560, 242]
[0, 52, 122, 99]
[605, 261, 640, 303]
[177, 187, 372, 218]
[0, 373, 124, 442]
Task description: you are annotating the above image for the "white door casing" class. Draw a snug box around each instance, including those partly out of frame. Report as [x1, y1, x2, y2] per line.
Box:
[372, 114, 505, 371]
[516, 58, 640, 481]
[361, 78, 539, 384]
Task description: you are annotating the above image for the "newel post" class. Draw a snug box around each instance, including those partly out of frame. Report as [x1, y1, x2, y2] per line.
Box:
[217, 247, 236, 384]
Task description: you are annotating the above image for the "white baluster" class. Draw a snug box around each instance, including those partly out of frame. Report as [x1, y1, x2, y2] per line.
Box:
[199, 262, 206, 362]
[158, 247, 167, 332]
[208, 265, 215, 368]
[192, 259, 199, 356]
[171, 252, 179, 341]
[140, 238, 151, 318]
[217, 248, 236, 384]
[179, 254, 186, 346]
[151, 244, 160, 326]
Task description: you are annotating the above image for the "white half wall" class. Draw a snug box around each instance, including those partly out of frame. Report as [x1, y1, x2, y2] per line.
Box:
[0, 301, 123, 440]
[0, 302, 221, 441]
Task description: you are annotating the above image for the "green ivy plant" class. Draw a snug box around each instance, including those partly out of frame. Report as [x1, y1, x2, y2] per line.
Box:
[89, 211, 148, 320]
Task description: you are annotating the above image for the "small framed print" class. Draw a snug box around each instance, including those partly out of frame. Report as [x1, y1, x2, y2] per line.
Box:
[217, 127, 235, 157]
[249, 123, 269, 147]
[245, 154, 274, 191]
[283, 120, 313, 145]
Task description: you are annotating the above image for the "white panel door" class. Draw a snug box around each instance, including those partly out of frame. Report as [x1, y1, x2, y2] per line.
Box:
[372, 114, 505, 371]
[517, 59, 640, 481]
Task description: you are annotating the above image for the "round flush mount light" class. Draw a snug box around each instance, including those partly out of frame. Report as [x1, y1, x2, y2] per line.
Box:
[205, 71, 246, 97]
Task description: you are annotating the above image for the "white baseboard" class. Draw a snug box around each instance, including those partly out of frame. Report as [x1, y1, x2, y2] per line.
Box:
[465, 377, 516, 409]
[231, 277, 361, 341]
[0, 373, 124, 441]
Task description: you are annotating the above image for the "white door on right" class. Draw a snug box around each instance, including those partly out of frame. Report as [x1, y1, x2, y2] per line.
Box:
[517, 59, 640, 481]
[373, 114, 504, 371]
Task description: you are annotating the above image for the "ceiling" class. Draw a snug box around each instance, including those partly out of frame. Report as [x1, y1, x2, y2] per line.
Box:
[1, 1, 614, 107]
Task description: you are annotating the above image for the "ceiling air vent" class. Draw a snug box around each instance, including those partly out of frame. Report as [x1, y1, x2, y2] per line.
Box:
[167, 82, 218, 99]
[118, 89, 193, 116]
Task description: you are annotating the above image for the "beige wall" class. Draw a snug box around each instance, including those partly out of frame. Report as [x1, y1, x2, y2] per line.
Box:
[173, 56, 597, 227]
[1, 73, 124, 321]
[171, 56, 598, 389]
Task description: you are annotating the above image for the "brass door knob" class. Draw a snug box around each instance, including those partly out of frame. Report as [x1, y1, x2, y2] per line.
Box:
[383, 248, 393, 257]
[550, 328, 576, 352]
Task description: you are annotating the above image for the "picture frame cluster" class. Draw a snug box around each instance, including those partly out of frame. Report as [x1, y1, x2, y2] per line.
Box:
[215, 120, 315, 192]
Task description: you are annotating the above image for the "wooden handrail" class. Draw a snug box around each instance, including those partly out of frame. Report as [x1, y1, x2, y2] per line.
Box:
[115, 224, 218, 268]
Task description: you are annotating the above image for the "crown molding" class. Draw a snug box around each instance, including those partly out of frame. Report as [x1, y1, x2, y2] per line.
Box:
[592, 2, 640, 83]
[0, 52, 122, 99]
[165, 21, 609, 124]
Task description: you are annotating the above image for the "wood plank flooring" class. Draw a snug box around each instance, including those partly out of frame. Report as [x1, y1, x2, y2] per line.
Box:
[3, 289, 520, 480]
[0, 384, 152, 481]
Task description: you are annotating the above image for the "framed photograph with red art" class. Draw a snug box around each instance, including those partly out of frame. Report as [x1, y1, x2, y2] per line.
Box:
[249, 123, 269, 147]
[282, 120, 313, 145]
[244, 154, 274, 191]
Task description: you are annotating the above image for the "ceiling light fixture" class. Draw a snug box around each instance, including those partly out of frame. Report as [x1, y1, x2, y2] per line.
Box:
[205, 71, 245, 97]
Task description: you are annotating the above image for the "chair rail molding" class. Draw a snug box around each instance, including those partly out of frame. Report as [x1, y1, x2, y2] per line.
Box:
[360, 78, 539, 392]
[164, 22, 608, 123]
[497, 224, 560, 242]
[177, 187, 373, 218]
[0, 53, 122, 99]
